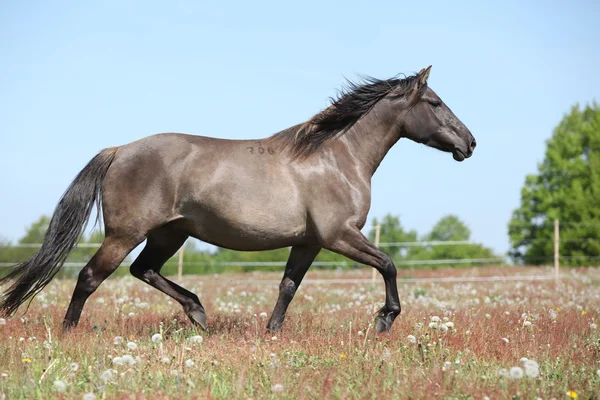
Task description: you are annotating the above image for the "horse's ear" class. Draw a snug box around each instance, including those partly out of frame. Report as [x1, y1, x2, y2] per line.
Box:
[417, 65, 432, 87]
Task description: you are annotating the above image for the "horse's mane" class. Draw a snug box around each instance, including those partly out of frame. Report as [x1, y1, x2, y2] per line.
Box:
[268, 72, 424, 159]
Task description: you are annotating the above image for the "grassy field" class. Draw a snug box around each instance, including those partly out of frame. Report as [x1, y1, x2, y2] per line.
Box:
[0, 266, 599, 399]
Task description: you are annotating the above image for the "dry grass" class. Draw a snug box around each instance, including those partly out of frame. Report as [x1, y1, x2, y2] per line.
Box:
[1, 266, 599, 399]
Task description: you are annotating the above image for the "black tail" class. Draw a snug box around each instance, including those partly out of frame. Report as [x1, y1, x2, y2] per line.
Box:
[0, 147, 119, 316]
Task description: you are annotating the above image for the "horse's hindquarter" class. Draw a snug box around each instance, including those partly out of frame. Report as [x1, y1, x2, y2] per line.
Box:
[176, 138, 313, 250]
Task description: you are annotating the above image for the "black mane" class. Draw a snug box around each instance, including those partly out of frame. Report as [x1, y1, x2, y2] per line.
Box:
[269, 73, 423, 159]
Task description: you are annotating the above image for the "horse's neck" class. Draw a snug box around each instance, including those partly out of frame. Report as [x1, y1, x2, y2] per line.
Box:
[338, 110, 401, 176]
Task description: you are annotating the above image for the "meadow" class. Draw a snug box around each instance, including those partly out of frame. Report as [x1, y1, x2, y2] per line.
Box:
[0, 266, 599, 399]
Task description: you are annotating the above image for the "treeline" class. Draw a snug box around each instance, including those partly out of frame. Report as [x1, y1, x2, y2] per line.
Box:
[1, 214, 498, 278]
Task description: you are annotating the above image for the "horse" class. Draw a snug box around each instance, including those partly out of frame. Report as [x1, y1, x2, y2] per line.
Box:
[0, 65, 476, 333]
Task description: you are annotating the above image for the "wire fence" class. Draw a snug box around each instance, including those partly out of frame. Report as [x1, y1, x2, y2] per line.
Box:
[1, 220, 599, 285]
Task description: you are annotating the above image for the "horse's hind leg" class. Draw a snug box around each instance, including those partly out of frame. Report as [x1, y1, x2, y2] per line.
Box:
[129, 228, 207, 329]
[267, 245, 321, 332]
[64, 234, 143, 330]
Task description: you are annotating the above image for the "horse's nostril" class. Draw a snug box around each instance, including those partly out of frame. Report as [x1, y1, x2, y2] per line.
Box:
[470, 138, 477, 150]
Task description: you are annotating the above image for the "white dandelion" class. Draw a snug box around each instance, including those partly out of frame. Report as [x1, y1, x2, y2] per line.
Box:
[100, 369, 113, 383]
[113, 336, 123, 345]
[53, 380, 67, 392]
[272, 383, 284, 392]
[122, 355, 136, 366]
[188, 335, 203, 344]
[161, 356, 171, 364]
[590, 323, 597, 330]
[445, 322, 454, 329]
[523, 321, 532, 327]
[407, 335, 417, 344]
[510, 367, 524, 379]
[430, 316, 441, 323]
[259, 312, 268, 318]
[127, 342, 138, 351]
[112, 357, 124, 366]
[83, 393, 96, 400]
[70, 362, 79, 371]
[151, 333, 163, 343]
[185, 359, 195, 368]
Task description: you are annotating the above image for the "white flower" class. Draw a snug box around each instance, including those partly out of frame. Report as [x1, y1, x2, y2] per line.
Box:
[188, 335, 203, 344]
[83, 393, 96, 400]
[520, 357, 528, 364]
[272, 383, 284, 392]
[440, 324, 448, 332]
[590, 323, 597, 330]
[510, 367, 524, 379]
[112, 357, 124, 366]
[185, 359, 195, 367]
[502, 337, 509, 343]
[525, 365, 539, 378]
[271, 336, 278, 341]
[128, 312, 135, 318]
[0, 318, 5, 325]
[407, 335, 417, 344]
[523, 321, 532, 327]
[524, 359, 539, 370]
[445, 322, 454, 329]
[70, 362, 79, 371]
[100, 369, 113, 382]
[152, 333, 162, 343]
[428, 322, 438, 329]
[430, 316, 441, 323]
[127, 342, 138, 351]
[122, 355, 135, 366]
[113, 336, 123, 345]
[53, 380, 67, 392]
[485, 314, 491, 319]
[498, 368, 509, 377]
[161, 356, 171, 364]
[259, 312, 268, 318]
[442, 361, 452, 371]
[597, 369, 600, 377]
[43, 341, 52, 350]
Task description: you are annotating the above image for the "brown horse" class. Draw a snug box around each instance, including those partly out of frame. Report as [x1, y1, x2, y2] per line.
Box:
[0, 66, 476, 333]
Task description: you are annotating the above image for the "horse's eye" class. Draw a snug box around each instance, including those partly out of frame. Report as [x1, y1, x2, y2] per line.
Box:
[430, 100, 441, 107]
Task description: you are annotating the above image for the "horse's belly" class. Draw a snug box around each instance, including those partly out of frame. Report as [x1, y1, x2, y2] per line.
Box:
[177, 204, 314, 251]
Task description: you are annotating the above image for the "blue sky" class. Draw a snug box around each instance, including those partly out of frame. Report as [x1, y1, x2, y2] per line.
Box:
[1, 0, 599, 257]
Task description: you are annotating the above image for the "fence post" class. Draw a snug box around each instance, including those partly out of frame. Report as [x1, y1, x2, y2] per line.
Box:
[178, 244, 184, 281]
[554, 219, 560, 284]
[371, 224, 381, 282]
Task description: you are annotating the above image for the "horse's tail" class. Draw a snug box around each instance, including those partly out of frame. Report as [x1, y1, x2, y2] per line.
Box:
[0, 147, 119, 316]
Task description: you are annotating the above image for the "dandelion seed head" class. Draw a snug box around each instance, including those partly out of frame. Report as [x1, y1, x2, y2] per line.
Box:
[185, 359, 195, 367]
[188, 335, 203, 344]
[122, 355, 135, 366]
[445, 322, 454, 329]
[430, 316, 441, 323]
[161, 356, 171, 364]
[151, 333, 162, 343]
[127, 342, 137, 351]
[590, 323, 597, 330]
[53, 380, 67, 392]
[70, 362, 79, 371]
[407, 335, 417, 344]
[272, 383, 284, 392]
[112, 357, 124, 366]
[509, 366, 524, 379]
[83, 393, 96, 400]
[523, 321, 532, 327]
[100, 369, 113, 382]
[113, 336, 123, 345]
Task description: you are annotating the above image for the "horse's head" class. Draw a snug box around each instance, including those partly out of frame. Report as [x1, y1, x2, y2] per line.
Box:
[391, 66, 476, 161]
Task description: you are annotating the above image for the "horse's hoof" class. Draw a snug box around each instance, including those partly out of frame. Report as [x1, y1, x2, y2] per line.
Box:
[375, 316, 390, 333]
[187, 308, 207, 330]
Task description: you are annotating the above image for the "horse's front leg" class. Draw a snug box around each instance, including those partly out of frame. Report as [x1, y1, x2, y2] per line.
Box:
[266, 245, 321, 332]
[323, 225, 401, 333]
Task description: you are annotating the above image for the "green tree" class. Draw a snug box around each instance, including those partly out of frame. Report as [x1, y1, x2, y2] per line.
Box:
[508, 102, 600, 266]
[368, 214, 418, 260]
[408, 215, 496, 266]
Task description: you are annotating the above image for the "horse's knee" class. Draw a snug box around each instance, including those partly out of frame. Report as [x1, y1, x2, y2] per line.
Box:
[380, 257, 397, 280]
[279, 278, 296, 302]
